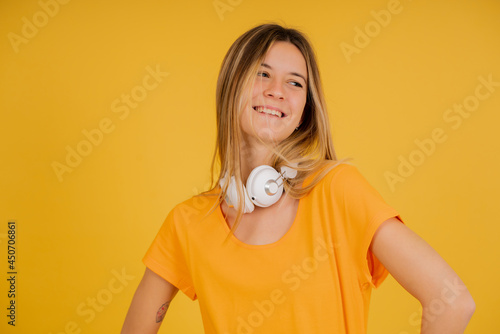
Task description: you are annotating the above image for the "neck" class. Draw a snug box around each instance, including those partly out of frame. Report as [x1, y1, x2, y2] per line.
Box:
[239, 139, 274, 182]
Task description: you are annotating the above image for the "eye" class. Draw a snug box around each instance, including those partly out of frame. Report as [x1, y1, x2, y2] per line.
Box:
[290, 81, 303, 88]
[257, 71, 269, 78]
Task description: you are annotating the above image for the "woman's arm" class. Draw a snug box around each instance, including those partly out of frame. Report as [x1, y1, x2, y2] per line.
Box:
[370, 217, 475, 333]
[121, 267, 179, 334]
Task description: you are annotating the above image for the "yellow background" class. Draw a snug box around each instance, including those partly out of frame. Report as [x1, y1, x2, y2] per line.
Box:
[1, 0, 499, 333]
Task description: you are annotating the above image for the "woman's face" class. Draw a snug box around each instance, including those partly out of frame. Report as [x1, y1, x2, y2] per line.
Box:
[240, 41, 308, 146]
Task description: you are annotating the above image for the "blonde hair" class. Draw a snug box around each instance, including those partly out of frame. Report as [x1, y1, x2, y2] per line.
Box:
[206, 23, 344, 233]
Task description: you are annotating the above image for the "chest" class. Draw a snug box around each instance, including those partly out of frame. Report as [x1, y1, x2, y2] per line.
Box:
[192, 211, 358, 334]
[221, 197, 300, 246]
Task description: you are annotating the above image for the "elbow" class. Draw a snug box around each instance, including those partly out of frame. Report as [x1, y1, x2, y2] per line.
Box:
[421, 290, 476, 329]
[451, 293, 476, 330]
[459, 293, 476, 321]
[449, 291, 476, 324]
[450, 288, 476, 322]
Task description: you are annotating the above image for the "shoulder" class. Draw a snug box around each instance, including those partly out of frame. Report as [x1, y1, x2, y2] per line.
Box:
[306, 162, 389, 209]
[168, 189, 220, 225]
[306, 161, 363, 191]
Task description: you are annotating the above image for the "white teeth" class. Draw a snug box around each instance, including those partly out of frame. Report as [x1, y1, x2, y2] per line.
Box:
[254, 106, 283, 118]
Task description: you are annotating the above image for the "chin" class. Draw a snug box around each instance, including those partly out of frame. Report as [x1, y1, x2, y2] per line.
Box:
[255, 128, 294, 145]
[240, 110, 295, 145]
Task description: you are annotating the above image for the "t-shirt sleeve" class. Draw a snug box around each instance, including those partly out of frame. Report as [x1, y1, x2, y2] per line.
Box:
[142, 207, 197, 300]
[334, 164, 404, 288]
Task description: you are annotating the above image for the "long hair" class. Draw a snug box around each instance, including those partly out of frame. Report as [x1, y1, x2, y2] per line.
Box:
[206, 23, 344, 234]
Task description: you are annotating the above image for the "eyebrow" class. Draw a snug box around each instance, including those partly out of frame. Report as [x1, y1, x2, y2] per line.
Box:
[260, 63, 307, 84]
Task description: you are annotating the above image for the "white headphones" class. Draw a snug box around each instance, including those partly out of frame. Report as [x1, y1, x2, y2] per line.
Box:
[219, 165, 298, 213]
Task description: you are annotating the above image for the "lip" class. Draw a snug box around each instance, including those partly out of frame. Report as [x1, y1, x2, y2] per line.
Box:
[252, 105, 287, 118]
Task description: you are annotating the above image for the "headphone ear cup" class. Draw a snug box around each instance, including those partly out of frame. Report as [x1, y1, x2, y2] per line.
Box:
[246, 165, 283, 208]
[223, 175, 255, 213]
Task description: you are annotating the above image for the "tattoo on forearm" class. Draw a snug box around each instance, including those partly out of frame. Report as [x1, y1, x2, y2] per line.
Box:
[156, 301, 171, 323]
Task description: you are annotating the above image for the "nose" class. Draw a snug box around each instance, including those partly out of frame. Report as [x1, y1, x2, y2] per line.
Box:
[264, 79, 284, 99]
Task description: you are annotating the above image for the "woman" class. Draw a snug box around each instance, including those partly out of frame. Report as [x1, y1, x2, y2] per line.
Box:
[122, 23, 475, 333]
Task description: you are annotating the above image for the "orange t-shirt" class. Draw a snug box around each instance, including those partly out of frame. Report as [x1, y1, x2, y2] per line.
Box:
[143, 163, 403, 333]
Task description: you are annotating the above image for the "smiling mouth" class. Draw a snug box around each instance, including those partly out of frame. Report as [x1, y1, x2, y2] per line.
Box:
[252, 106, 285, 118]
